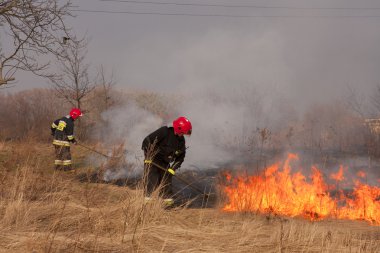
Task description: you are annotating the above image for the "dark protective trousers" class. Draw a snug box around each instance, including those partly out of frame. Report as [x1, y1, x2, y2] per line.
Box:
[54, 145, 72, 170]
[144, 162, 173, 198]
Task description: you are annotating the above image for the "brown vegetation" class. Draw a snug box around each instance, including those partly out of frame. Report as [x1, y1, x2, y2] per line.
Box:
[1, 87, 376, 155]
[1, 86, 380, 252]
[0, 142, 379, 252]
[0, 89, 68, 141]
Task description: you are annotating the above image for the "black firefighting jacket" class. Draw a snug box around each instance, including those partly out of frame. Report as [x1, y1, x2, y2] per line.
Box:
[142, 126, 186, 170]
[51, 116, 76, 146]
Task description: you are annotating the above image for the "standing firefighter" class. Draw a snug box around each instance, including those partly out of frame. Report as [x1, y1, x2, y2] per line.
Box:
[51, 108, 82, 171]
[142, 116, 192, 206]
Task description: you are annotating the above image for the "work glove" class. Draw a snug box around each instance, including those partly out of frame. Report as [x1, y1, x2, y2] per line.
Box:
[144, 159, 152, 164]
[167, 168, 175, 175]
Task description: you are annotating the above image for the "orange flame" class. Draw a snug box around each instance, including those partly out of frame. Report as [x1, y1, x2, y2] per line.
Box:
[330, 165, 344, 182]
[357, 171, 366, 178]
[222, 153, 380, 225]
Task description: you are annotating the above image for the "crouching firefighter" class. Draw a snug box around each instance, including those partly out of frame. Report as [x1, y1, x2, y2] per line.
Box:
[51, 108, 83, 171]
[142, 116, 192, 206]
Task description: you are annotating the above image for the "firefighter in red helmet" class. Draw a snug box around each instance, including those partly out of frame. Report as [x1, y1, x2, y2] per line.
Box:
[51, 108, 83, 171]
[142, 116, 192, 205]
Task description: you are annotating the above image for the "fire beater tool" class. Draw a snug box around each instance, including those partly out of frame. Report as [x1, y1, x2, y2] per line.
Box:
[77, 143, 121, 159]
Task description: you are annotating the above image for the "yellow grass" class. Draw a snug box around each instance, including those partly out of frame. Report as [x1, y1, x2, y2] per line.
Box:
[0, 142, 379, 252]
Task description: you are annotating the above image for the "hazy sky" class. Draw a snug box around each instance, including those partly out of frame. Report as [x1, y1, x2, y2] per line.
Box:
[19, 0, 372, 171]
[3, 0, 380, 177]
[5, 0, 379, 107]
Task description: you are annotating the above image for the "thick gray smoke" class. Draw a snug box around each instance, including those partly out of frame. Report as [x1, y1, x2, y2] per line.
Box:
[100, 102, 163, 153]
[96, 83, 293, 180]
[70, 0, 380, 182]
[94, 87, 378, 184]
[97, 102, 163, 179]
[176, 84, 288, 169]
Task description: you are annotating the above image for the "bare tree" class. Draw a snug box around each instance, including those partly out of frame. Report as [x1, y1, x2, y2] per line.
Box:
[0, 88, 66, 140]
[50, 37, 94, 110]
[370, 84, 380, 116]
[96, 65, 116, 111]
[0, 0, 73, 88]
[344, 85, 368, 118]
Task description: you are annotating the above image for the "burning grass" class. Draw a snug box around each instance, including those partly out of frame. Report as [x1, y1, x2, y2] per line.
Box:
[0, 143, 379, 252]
[222, 153, 380, 225]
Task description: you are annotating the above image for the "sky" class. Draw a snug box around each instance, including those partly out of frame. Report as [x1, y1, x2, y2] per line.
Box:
[4, 0, 380, 174]
[6, 0, 380, 105]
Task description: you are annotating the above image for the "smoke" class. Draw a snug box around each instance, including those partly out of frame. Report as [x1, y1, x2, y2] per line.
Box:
[95, 102, 163, 179]
[176, 84, 283, 169]
[100, 102, 162, 147]
[85, 2, 380, 180]
[116, 17, 378, 108]
[92, 83, 378, 184]
[93, 83, 294, 180]
[297, 154, 380, 188]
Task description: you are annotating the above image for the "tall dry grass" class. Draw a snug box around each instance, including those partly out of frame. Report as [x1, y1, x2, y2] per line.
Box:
[0, 144, 183, 252]
[0, 143, 379, 252]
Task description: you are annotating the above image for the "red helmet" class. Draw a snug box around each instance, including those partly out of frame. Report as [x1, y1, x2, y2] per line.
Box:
[173, 116, 192, 135]
[69, 108, 83, 120]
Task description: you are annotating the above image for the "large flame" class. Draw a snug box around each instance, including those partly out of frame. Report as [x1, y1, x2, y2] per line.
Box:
[223, 153, 380, 224]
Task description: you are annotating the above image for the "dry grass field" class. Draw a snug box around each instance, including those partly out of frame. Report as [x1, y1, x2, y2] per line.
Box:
[0, 142, 379, 252]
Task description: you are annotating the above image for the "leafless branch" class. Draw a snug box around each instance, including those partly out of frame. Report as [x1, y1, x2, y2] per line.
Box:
[370, 84, 380, 116]
[50, 37, 95, 110]
[96, 65, 116, 110]
[344, 85, 366, 118]
[0, 0, 73, 88]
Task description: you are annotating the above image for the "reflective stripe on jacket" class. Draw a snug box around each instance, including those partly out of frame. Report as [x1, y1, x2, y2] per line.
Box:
[51, 116, 75, 145]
